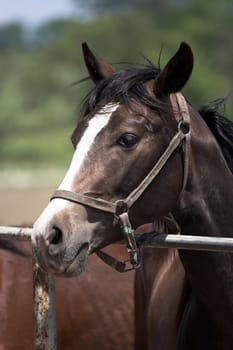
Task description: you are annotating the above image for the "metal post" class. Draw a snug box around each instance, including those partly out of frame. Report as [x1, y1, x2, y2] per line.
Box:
[0, 226, 57, 350]
[32, 255, 57, 350]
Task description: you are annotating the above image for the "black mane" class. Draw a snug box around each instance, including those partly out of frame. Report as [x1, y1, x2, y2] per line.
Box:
[199, 99, 233, 174]
[82, 66, 166, 116]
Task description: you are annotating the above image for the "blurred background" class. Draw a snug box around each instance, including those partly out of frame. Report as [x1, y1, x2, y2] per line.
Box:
[0, 0, 232, 225]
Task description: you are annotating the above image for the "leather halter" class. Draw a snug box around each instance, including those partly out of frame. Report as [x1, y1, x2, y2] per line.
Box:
[51, 93, 191, 271]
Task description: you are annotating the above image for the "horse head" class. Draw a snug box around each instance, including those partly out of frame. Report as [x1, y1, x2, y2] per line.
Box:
[33, 42, 193, 277]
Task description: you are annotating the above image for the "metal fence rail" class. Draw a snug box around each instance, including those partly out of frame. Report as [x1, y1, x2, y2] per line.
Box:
[134, 232, 233, 252]
[1, 226, 233, 349]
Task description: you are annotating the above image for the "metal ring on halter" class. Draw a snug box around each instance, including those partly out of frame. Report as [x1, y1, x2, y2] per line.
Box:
[115, 200, 129, 217]
[178, 120, 190, 135]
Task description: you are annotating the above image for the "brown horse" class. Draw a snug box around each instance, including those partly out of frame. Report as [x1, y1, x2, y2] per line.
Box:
[33, 42, 233, 349]
[0, 241, 134, 349]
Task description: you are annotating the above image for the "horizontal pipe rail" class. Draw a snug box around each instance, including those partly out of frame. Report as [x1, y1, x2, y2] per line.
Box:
[135, 233, 233, 253]
[0, 226, 32, 240]
[1, 226, 233, 252]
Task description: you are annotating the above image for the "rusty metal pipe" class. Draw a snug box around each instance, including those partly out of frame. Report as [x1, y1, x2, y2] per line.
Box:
[0, 226, 32, 240]
[32, 254, 57, 350]
[0, 226, 57, 350]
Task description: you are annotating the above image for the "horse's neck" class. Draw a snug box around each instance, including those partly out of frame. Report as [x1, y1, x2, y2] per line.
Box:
[135, 247, 187, 350]
[174, 111, 233, 336]
[177, 109, 233, 235]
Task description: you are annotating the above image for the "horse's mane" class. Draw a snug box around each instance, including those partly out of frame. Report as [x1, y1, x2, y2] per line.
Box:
[199, 99, 233, 174]
[81, 65, 169, 116]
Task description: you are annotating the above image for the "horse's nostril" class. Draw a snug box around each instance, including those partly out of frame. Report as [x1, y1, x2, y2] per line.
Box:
[49, 226, 63, 245]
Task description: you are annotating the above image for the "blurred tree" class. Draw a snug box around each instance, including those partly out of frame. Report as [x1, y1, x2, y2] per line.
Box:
[0, 23, 25, 50]
[72, 0, 176, 15]
[34, 19, 75, 47]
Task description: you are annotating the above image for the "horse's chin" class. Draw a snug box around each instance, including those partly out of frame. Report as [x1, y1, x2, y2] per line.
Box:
[63, 245, 89, 277]
[36, 243, 90, 278]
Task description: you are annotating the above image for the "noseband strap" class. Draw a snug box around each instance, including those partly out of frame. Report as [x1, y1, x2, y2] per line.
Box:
[51, 93, 191, 271]
[52, 190, 116, 213]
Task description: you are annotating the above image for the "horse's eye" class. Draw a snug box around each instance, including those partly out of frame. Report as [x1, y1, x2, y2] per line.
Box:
[117, 133, 138, 149]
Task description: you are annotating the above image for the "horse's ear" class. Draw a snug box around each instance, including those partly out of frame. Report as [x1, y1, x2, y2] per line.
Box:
[82, 42, 115, 83]
[154, 42, 194, 97]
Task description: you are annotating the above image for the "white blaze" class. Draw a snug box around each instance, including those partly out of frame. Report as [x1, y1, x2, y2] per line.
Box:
[59, 102, 119, 190]
[34, 103, 119, 230]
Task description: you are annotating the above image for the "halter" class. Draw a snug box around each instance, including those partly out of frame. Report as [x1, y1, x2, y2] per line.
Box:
[51, 93, 191, 271]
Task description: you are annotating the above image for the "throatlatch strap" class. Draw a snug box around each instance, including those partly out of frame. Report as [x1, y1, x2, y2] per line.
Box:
[95, 250, 127, 273]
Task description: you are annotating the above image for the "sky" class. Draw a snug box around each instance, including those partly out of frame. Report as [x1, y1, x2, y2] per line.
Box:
[0, 0, 79, 26]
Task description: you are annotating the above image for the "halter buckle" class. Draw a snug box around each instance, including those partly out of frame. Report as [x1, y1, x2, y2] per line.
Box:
[117, 211, 141, 269]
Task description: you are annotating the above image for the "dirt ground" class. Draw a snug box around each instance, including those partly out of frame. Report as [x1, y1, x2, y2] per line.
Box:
[0, 187, 54, 226]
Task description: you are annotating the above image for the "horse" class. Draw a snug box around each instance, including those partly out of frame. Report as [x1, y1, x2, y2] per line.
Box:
[0, 241, 134, 349]
[32, 41, 233, 349]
